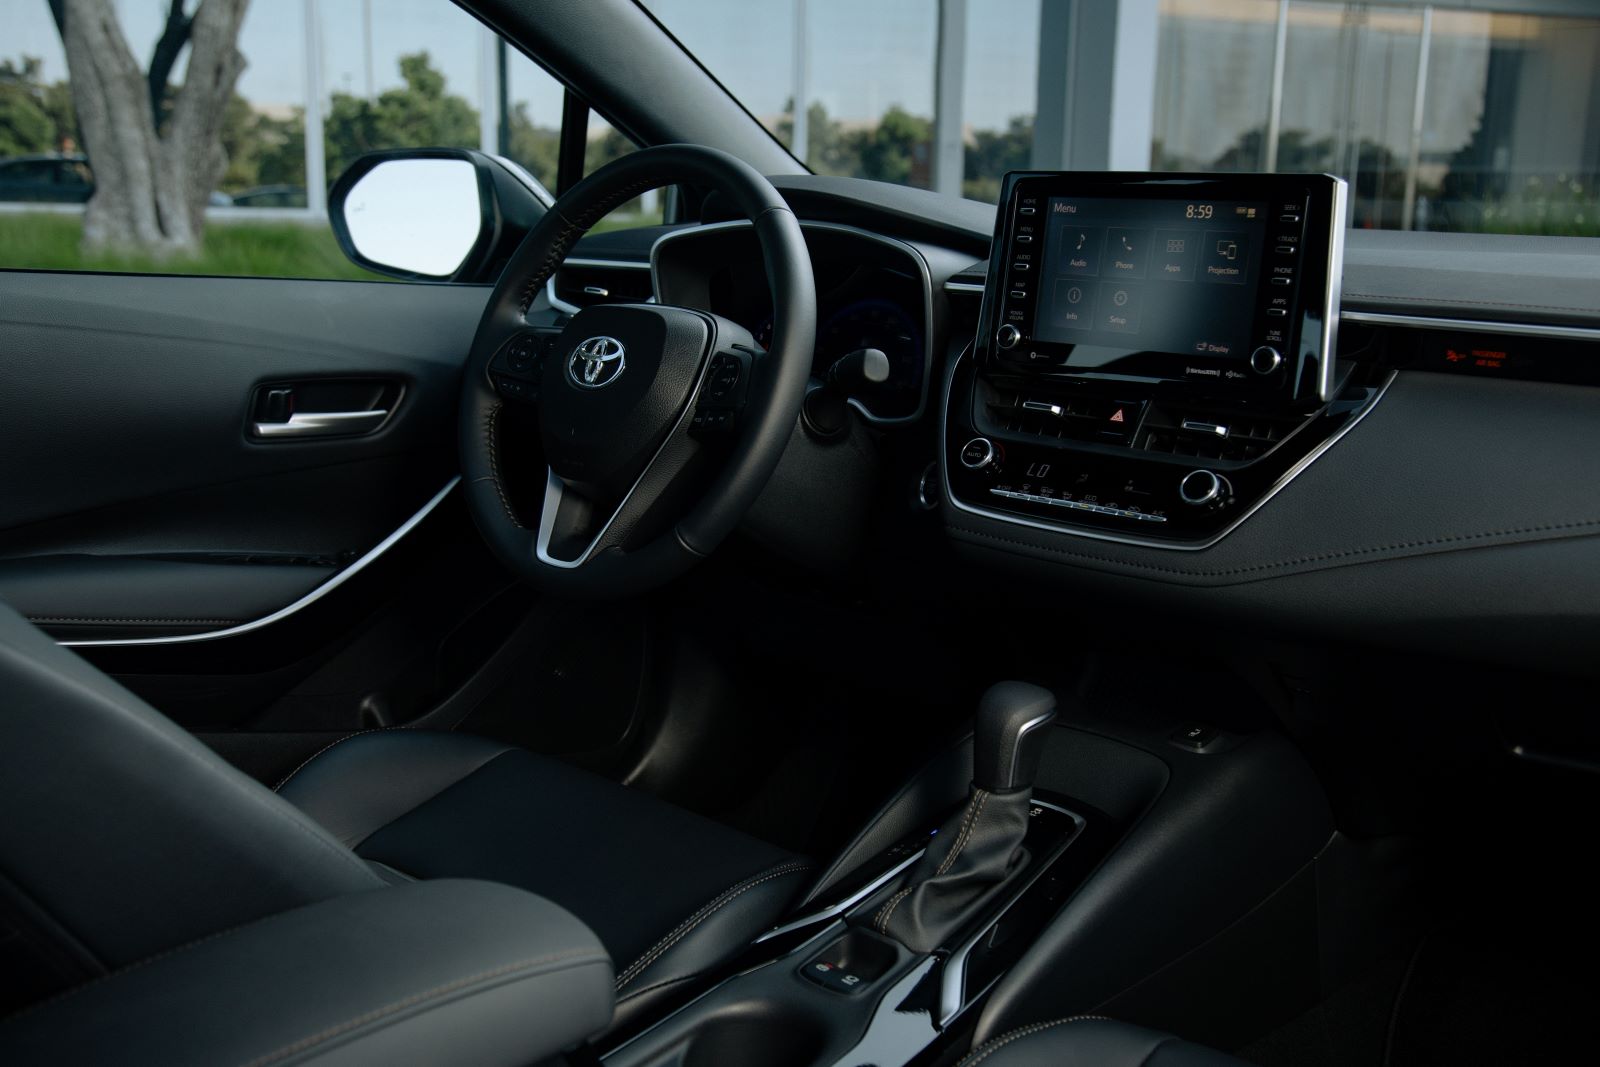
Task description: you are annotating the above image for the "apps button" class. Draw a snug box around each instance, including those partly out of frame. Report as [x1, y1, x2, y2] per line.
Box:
[1152, 229, 1198, 282]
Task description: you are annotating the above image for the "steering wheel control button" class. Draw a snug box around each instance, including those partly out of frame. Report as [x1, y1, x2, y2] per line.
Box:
[996, 324, 1022, 350]
[1178, 469, 1225, 507]
[1249, 345, 1283, 375]
[491, 374, 533, 401]
[960, 437, 997, 471]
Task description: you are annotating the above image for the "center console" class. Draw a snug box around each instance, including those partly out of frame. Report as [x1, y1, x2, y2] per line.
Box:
[944, 171, 1371, 547]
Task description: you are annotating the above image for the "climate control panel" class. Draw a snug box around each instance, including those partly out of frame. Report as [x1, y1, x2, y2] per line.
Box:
[942, 355, 1385, 547]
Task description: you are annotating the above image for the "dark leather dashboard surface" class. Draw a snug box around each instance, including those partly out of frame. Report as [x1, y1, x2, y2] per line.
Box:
[944, 368, 1600, 669]
[740, 175, 1600, 330]
[1341, 230, 1600, 328]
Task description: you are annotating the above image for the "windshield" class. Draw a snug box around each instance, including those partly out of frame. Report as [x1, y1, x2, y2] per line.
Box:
[642, 0, 1600, 238]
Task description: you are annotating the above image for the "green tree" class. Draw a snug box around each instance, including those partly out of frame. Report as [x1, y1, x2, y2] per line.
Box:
[583, 123, 633, 174]
[963, 114, 1033, 203]
[323, 51, 479, 184]
[0, 57, 67, 156]
[853, 106, 931, 188]
[505, 101, 558, 188]
[775, 100, 862, 178]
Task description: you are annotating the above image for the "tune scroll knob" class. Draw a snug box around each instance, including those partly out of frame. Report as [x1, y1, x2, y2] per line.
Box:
[960, 437, 998, 472]
[1249, 345, 1284, 375]
[996, 324, 1022, 350]
[1178, 469, 1226, 507]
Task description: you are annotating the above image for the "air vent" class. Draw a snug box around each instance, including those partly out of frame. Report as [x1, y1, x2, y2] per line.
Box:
[1140, 408, 1304, 461]
[945, 260, 989, 294]
[550, 262, 654, 311]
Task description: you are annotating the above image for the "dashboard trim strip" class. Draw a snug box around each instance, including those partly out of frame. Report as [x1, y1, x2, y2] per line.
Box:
[1341, 309, 1600, 343]
[57, 477, 461, 648]
[648, 219, 937, 426]
[939, 348, 1396, 552]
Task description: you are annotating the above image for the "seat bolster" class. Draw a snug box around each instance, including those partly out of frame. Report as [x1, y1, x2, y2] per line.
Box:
[0, 880, 615, 1067]
[612, 858, 813, 1026]
[958, 1018, 1252, 1067]
[276, 731, 515, 849]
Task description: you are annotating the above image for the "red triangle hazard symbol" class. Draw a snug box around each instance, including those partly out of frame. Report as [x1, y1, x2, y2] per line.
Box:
[1109, 408, 1126, 424]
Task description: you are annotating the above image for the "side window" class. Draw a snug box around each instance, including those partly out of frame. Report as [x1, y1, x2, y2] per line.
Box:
[584, 112, 667, 231]
[0, 0, 652, 280]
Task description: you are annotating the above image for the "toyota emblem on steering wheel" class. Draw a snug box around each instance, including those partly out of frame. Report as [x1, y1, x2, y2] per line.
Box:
[567, 335, 627, 388]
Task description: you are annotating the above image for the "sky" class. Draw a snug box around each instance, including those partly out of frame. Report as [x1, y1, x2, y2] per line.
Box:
[4, 0, 1040, 130]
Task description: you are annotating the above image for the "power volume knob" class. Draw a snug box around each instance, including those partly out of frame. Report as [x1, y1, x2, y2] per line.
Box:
[996, 324, 1022, 350]
[1249, 345, 1283, 375]
[1178, 469, 1226, 507]
[960, 437, 998, 471]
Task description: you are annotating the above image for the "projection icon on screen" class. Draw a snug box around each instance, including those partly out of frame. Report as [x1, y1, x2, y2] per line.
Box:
[1215, 239, 1239, 261]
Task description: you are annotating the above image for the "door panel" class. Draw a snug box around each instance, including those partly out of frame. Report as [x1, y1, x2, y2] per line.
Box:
[0, 271, 489, 641]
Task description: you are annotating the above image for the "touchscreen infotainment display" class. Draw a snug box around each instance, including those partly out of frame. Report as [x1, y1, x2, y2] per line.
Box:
[1032, 196, 1267, 361]
[982, 171, 1344, 405]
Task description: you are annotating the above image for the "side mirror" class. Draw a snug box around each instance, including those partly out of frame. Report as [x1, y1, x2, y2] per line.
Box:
[329, 148, 550, 283]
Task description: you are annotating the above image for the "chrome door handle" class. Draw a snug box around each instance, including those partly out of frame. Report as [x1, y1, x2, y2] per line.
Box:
[252, 409, 390, 438]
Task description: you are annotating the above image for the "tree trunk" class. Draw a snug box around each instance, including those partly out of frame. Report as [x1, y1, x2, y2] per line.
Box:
[61, 0, 248, 257]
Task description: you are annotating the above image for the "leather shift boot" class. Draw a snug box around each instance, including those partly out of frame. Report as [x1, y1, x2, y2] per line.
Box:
[869, 785, 1031, 954]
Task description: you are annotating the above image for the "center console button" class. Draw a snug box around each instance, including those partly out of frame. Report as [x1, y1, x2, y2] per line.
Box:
[1249, 345, 1283, 375]
[996, 323, 1022, 349]
[960, 437, 998, 471]
[1178, 469, 1224, 506]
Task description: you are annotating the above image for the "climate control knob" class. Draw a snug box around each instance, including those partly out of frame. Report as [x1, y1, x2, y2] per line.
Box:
[960, 437, 998, 471]
[1178, 469, 1225, 507]
[1249, 345, 1283, 375]
[996, 324, 1022, 350]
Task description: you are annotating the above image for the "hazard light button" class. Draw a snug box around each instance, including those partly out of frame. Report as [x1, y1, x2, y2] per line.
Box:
[1061, 397, 1145, 444]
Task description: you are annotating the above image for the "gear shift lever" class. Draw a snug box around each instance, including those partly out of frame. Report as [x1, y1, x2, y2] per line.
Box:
[973, 681, 1058, 793]
[872, 682, 1057, 954]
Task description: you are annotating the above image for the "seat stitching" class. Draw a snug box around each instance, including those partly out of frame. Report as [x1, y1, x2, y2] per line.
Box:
[954, 1016, 1117, 1067]
[614, 860, 811, 990]
[236, 950, 610, 1067]
[272, 729, 390, 793]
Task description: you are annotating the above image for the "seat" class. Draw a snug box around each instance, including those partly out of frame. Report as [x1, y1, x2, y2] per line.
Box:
[0, 600, 807, 1035]
[275, 730, 810, 1022]
[958, 1018, 1252, 1067]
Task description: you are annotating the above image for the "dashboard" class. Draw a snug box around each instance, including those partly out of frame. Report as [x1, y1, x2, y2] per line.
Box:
[552, 174, 1600, 675]
[651, 221, 931, 422]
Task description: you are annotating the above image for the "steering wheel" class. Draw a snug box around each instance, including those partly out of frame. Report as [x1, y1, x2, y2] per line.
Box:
[458, 145, 816, 596]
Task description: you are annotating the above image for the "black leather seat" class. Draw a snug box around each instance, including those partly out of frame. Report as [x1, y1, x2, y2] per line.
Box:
[958, 1018, 1251, 1067]
[0, 600, 807, 1044]
[275, 730, 810, 1022]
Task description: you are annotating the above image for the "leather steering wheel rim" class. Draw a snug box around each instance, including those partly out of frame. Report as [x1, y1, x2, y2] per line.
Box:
[458, 144, 816, 597]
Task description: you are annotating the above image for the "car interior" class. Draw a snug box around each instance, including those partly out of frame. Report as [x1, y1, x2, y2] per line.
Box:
[3, 0, 1600, 1064]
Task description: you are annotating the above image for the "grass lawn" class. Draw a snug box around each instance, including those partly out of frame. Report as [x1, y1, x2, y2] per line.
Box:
[0, 210, 662, 281]
[0, 212, 388, 281]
